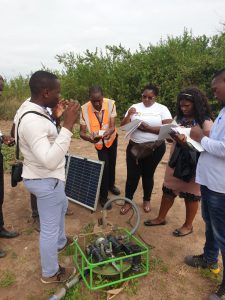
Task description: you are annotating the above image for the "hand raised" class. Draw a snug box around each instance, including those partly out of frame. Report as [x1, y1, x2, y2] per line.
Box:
[63, 101, 80, 132]
[128, 107, 137, 116]
[52, 99, 70, 119]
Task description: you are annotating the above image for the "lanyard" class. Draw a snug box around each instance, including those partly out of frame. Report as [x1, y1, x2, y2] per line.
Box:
[94, 110, 104, 127]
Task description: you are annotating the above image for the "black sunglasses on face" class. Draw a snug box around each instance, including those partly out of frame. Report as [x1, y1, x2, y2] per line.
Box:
[142, 94, 155, 100]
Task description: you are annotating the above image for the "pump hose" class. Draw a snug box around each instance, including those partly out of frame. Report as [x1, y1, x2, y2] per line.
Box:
[102, 197, 140, 235]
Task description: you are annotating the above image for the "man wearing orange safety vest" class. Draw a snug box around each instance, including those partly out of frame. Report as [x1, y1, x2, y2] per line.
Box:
[80, 86, 120, 209]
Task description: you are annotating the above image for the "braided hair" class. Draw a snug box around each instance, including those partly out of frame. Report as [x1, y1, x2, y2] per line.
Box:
[176, 87, 211, 128]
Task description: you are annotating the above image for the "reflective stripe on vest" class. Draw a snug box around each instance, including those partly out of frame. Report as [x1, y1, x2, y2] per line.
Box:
[81, 98, 117, 150]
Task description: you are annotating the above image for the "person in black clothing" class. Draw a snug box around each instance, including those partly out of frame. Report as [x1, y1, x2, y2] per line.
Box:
[0, 75, 19, 258]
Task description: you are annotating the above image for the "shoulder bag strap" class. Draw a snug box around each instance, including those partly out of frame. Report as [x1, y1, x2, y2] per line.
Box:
[16, 110, 56, 160]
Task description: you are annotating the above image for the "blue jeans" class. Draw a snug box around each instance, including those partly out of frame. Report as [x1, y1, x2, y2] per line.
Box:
[24, 178, 68, 277]
[201, 185, 225, 281]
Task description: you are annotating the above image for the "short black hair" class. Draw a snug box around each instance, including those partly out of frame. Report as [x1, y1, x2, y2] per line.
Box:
[176, 87, 211, 128]
[89, 85, 103, 97]
[142, 84, 159, 96]
[29, 70, 58, 96]
[212, 68, 225, 80]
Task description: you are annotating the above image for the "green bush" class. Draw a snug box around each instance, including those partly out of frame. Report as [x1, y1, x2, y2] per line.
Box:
[1, 29, 225, 120]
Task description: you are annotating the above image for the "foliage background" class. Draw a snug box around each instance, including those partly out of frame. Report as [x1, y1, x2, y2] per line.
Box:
[1, 30, 225, 120]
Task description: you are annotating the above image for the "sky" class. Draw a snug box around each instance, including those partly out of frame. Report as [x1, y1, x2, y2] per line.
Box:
[0, 0, 224, 79]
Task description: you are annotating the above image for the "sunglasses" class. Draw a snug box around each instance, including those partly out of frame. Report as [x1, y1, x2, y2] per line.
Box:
[142, 94, 155, 100]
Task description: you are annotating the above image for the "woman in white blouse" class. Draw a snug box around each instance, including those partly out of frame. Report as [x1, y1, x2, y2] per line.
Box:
[120, 84, 172, 214]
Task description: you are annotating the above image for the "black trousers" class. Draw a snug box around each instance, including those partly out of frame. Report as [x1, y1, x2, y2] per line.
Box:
[97, 135, 118, 200]
[0, 152, 4, 228]
[125, 141, 166, 202]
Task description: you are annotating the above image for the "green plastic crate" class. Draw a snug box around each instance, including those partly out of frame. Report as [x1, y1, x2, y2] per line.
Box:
[73, 228, 149, 290]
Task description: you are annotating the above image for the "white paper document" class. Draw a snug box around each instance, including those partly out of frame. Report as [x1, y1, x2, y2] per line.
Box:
[158, 123, 179, 140]
[171, 127, 204, 152]
[120, 119, 142, 139]
[158, 123, 204, 152]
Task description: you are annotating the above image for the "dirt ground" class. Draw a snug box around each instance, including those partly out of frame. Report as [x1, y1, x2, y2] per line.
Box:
[0, 120, 221, 300]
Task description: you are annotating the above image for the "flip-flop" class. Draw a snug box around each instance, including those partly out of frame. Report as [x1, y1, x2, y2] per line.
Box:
[172, 228, 193, 237]
[144, 220, 167, 226]
[120, 204, 132, 215]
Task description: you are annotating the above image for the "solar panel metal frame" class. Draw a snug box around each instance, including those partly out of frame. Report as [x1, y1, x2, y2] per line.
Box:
[65, 154, 104, 211]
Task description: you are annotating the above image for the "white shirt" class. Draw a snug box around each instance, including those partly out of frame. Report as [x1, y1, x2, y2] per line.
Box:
[125, 102, 172, 143]
[196, 107, 225, 193]
[16, 101, 72, 181]
[13, 98, 52, 123]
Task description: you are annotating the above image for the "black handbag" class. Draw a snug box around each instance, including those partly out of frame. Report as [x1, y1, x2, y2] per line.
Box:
[11, 111, 55, 187]
[11, 161, 23, 187]
[168, 143, 199, 182]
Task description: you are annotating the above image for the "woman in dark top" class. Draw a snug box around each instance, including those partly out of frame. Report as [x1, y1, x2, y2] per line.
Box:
[144, 87, 213, 237]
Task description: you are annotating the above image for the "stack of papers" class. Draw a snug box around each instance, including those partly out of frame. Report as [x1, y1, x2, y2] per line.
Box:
[121, 121, 204, 152]
[120, 119, 142, 139]
[171, 127, 204, 152]
[158, 123, 204, 152]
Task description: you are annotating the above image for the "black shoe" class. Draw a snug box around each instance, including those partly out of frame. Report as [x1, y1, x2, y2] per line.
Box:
[208, 282, 225, 300]
[0, 227, 19, 239]
[0, 249, 6, 258]
[100, 198, 112, 210]
[185, 254, 219, 272]
[109, 186, 120, 196]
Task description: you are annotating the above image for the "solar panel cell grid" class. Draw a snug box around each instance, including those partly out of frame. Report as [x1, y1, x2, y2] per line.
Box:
[65, 155, 104, 211]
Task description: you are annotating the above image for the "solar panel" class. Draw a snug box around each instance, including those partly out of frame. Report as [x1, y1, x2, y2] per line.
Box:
[65, 154, 104, 211]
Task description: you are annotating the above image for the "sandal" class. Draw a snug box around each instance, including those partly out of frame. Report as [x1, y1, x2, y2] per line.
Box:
[143, 201, 151, 213]
[172, 228, 193, 237]
[144, 220, 167, 226]
[120, 203, 132, 215]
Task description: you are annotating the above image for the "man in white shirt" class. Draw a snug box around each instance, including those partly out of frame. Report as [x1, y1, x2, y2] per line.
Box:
[185, 68, 225, 300]
[16, 70, 80, 283]
[11, 99, 73, 232]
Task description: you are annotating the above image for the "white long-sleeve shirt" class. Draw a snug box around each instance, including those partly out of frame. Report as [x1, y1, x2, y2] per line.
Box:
[196, 107, 225, 193]
[15, 101, 72, 181]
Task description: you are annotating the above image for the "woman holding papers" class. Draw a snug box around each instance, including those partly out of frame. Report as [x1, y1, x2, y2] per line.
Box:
[144, 87, 213, 237]
[120, 84, 172, 214]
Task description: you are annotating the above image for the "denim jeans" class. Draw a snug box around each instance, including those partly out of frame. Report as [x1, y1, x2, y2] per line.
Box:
[24, 178, 68, 277]
[201, 185, 225, 281]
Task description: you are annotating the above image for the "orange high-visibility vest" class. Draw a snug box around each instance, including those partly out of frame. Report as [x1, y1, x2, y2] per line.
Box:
[81, 98, 117, 150]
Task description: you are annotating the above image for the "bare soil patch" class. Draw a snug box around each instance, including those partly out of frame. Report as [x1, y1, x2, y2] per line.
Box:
[0, 121, 220, 300]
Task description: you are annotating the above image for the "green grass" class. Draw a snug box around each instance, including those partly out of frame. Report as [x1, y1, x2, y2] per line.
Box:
[149, 256, 169, 274]
[72, 126, 80, 139]
[44, 287, 57, 296]
[1, 144, 16, 172]
[199, 268, 222, 284]
[0, 271, 16, 288]
[61, 277, 139, 300]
